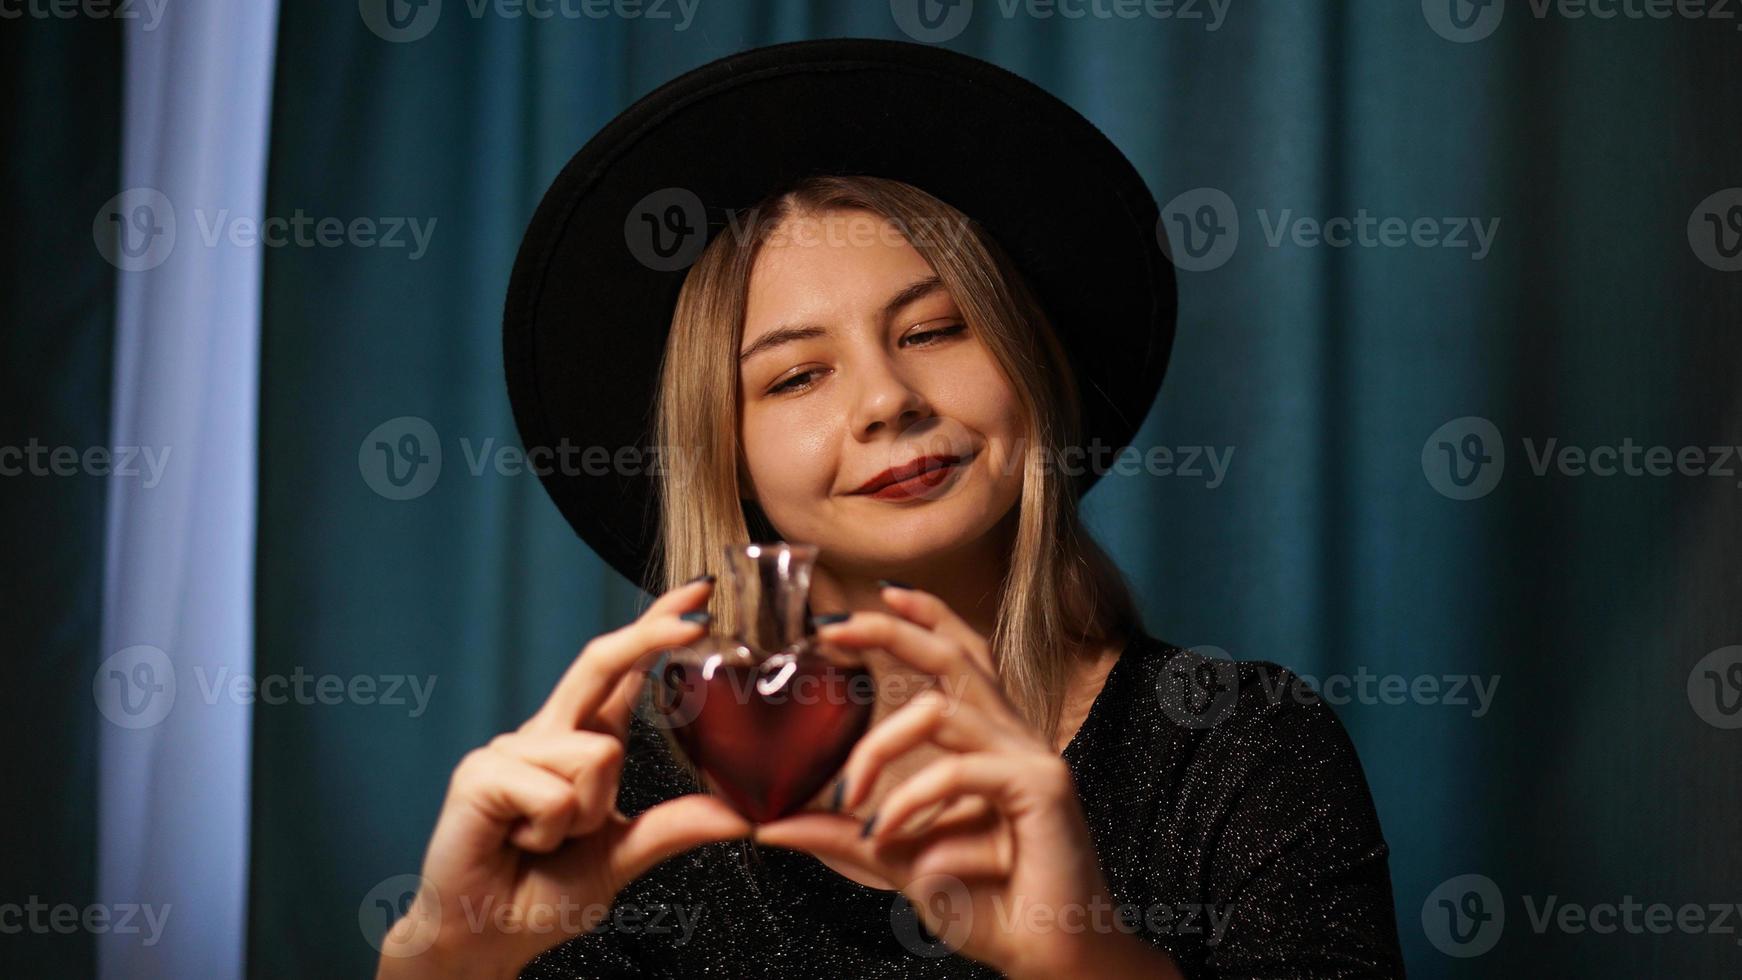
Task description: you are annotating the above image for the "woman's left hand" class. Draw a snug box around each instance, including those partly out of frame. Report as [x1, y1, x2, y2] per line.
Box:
[752, 585, 1170, 978]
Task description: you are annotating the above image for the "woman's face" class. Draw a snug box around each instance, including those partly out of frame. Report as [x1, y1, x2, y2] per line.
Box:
[736, 208, 1026, 576]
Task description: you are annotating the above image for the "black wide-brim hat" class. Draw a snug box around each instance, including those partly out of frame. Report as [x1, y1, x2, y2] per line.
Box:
[504, 37, 1176, 590]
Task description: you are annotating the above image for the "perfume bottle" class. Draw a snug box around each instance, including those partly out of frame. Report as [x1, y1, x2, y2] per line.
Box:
[644, 542, 875, 823]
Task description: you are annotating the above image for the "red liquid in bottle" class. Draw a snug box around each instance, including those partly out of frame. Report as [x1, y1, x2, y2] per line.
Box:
[656, 657, 874, 823]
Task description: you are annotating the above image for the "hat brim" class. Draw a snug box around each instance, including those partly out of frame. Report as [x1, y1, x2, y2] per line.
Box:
[504, 37, 1176, 589]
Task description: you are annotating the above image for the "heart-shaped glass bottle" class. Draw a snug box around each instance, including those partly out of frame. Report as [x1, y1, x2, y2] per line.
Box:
[640, 542, 875, 823]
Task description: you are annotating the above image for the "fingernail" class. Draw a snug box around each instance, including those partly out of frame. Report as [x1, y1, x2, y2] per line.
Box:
[678, 611, 711, 625]
[829, 777, 846, 813]
[860, 812, 878, 838]
[683, 573, 715, 586]
[808, 612, 851, 628]
[876, 579, 913, 590]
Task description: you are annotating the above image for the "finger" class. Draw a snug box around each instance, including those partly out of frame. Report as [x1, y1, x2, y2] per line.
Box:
[488, 730, 626, 836]
[871, 753, 1069, 847]
[452, 750, 580, 854]
[488, 729, 622, 782]
[528, 578, 714, 732]
[876, 584, 996, 675]
[754, 811, 1006, 885]
[751, 812, 903, 881]
[602, 794, 753, 890]
[581, 663, 648, 741]
[900, 812, 1013, 882]
[813, 611, 1003, 713]
[888, 794, 991, 840]
[839, 689, 1015, 811]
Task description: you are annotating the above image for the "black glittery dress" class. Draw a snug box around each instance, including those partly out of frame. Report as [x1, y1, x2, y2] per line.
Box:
[521, 628, 1407, 978]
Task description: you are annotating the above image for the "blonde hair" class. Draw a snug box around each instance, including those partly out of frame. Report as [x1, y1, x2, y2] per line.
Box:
[649, 175, 1141, 743]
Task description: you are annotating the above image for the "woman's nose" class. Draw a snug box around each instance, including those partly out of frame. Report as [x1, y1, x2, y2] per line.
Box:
[849, 353, 930, 439]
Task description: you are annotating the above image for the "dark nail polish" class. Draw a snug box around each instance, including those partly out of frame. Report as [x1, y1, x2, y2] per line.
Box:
[860, 813, 878, 838]
[678, 611, 711, 625]
[876, 579, 913, 590]
[683, 573, 715, 586]
[829, 777, 846, 813]
[808, 612, 851, 628]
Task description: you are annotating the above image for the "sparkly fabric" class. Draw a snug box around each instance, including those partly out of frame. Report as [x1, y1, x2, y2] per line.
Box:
[521, 629, 1406, 978]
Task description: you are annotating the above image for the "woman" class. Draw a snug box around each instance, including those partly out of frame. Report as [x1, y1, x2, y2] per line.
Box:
[378, 40, 1404, 978]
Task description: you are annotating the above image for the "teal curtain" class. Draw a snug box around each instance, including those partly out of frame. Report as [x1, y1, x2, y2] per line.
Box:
[0, 15, 119, 980]
[7, 2, 1736, 978]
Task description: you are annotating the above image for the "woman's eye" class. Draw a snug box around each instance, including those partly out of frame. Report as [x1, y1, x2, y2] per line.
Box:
[768, 370, 819, 395]
[902, 322, 966, 347]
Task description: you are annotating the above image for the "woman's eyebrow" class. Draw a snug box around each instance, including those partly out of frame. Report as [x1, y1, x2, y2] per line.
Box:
[737, 276, 947, 364]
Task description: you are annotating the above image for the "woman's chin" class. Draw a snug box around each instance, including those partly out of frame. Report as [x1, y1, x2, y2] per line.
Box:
[831, 496, 1006, 560]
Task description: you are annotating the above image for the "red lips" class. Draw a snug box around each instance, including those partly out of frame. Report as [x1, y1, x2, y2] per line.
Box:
[850, 453, 963, 496]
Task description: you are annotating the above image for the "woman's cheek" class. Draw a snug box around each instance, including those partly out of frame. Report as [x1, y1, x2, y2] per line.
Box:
[744, 408, 841, 510]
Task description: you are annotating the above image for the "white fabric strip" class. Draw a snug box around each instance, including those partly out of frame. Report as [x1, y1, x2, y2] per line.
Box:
[97, 2, 278, 977]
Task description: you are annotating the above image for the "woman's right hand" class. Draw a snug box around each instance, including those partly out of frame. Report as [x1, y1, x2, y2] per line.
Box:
[376, 577, 750, 980]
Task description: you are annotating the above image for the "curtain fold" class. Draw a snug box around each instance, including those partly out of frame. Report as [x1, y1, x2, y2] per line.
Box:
[96, 2, 279, 978]
[0, 15, 120, 980]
